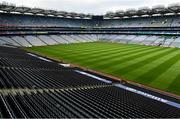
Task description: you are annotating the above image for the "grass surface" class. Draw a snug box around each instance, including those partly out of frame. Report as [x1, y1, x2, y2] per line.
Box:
[26, 42, 180, 95]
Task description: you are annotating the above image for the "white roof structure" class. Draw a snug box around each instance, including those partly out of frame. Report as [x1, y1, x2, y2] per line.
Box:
[0, 4, 92, 19]
[0, 3, 180, 19]
[104, 4, 180, 19]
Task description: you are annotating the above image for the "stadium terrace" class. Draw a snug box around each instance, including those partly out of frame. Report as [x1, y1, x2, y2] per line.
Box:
[0, 2, 180, 118]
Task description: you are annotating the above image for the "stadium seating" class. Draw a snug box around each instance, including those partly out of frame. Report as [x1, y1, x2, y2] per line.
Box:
[102, 16, 180, 28]
[129, 35, 148, 44]
[162, 36, 175, 47]
[79, 35, 92, 42]
[49, 35, 69, 44]
[170, 37, 180, 48]
[69, 35, 87, 42]
[38, 35, 58, 45]
[60, 35, 79, 43]
[141, 36, 159, 45]
[24, 36, 46, 46]
[0, 38, 7, 45]
[151, 36, 164, 46]
[0, 13, 93, 27]
[98, 35, 117, 41]
[171, 18, 180, 27]
[11, 36, 32, 47]
[111, 35, 127, 42]
[0, 34, 180, 48]
[0, 36, 21, 46]
[0, 12, 180, 48]
[1, 13, 180, 28]
[82, 35, 98, 42]
[111, 35, 136, 44]
[0, 35, 99, 47]
[0, 5, 180, 118]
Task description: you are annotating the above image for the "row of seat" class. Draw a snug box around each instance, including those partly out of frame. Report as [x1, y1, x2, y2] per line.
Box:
[104, 35, 180, 48]
[102, 16, 180, 28]
[0, 13, 180, 28]
[0, 86, 179, 118]
[0, 67, 105, 89]
[0, 35, 98, 47]
[1, 34, 180, 48]
[0, 13, 93, 27]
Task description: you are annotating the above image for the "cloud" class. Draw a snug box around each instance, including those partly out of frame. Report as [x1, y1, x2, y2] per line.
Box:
[0, 0, 179, 14]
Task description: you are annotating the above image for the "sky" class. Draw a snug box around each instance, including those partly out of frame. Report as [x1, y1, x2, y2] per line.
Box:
[0, 0, 179, 15]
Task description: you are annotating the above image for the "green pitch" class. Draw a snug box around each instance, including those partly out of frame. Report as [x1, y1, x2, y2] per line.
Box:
[26, 42, 180, 95]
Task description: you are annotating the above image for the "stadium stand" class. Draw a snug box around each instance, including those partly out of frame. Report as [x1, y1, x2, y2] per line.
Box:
[100, 16, 178, 28]
[38, 35, 58, 45]
[151, 36, 164, 46]
[24, 36, 46, 46]
[129, 35, 148, 44]
[0, 36, 20, 46]
[0, 46, 179, 118]
[0, 34, 180, 48]
[141, 36, 160, 45]
[0, 3, 180, 48]
[111, 35, 127, 42]
[11, 36, 32, 47]
[69, 35, 86, 42]
[0, 35, 98, 47]
[60, 35, 79, 43]
[0, 3, 180, 118]
[0, 38, 7, 45]
[0, 13, 94, 27]
[0, 4, 180, 28]
[49, 35, 69, 44]
[170, 37, 180, 47]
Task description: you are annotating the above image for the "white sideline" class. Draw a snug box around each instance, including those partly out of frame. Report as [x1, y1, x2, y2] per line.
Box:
[27, 53, 52, 62]
[75, 70, 112, 83]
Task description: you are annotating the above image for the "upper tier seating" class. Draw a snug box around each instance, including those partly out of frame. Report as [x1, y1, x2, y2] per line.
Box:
[0, 13, 180, 28]
[0, 13, 94, 27]
[101, 16, 180, 28]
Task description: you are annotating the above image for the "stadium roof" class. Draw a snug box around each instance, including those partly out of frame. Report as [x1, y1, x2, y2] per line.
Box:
[104, 3, 180, 19]
[0, 3, 180, 19]
[0, 3, 92, 19]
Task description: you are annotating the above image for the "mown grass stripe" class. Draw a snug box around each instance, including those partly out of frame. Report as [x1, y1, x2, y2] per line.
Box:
[73, 44, 156, 63]
[93, 46, 165, 71]
[112, 48, 176, 76]
[81, 45, 158, 66]
[29, 42, 119, 54]
[43, 42, 127, 53]
[167, 74, 180, 95]
[135, 51, 180, 84]
[123, 51, 180, 81]
[61, 45, 139, 59]
[46, 43, 118, 52]
[149, 60, 180, 90]
[61, 42, 148, 54]
[26, 47, 71, 60]
[33, 43, 138, 60]
[85, 45, 161, 65]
